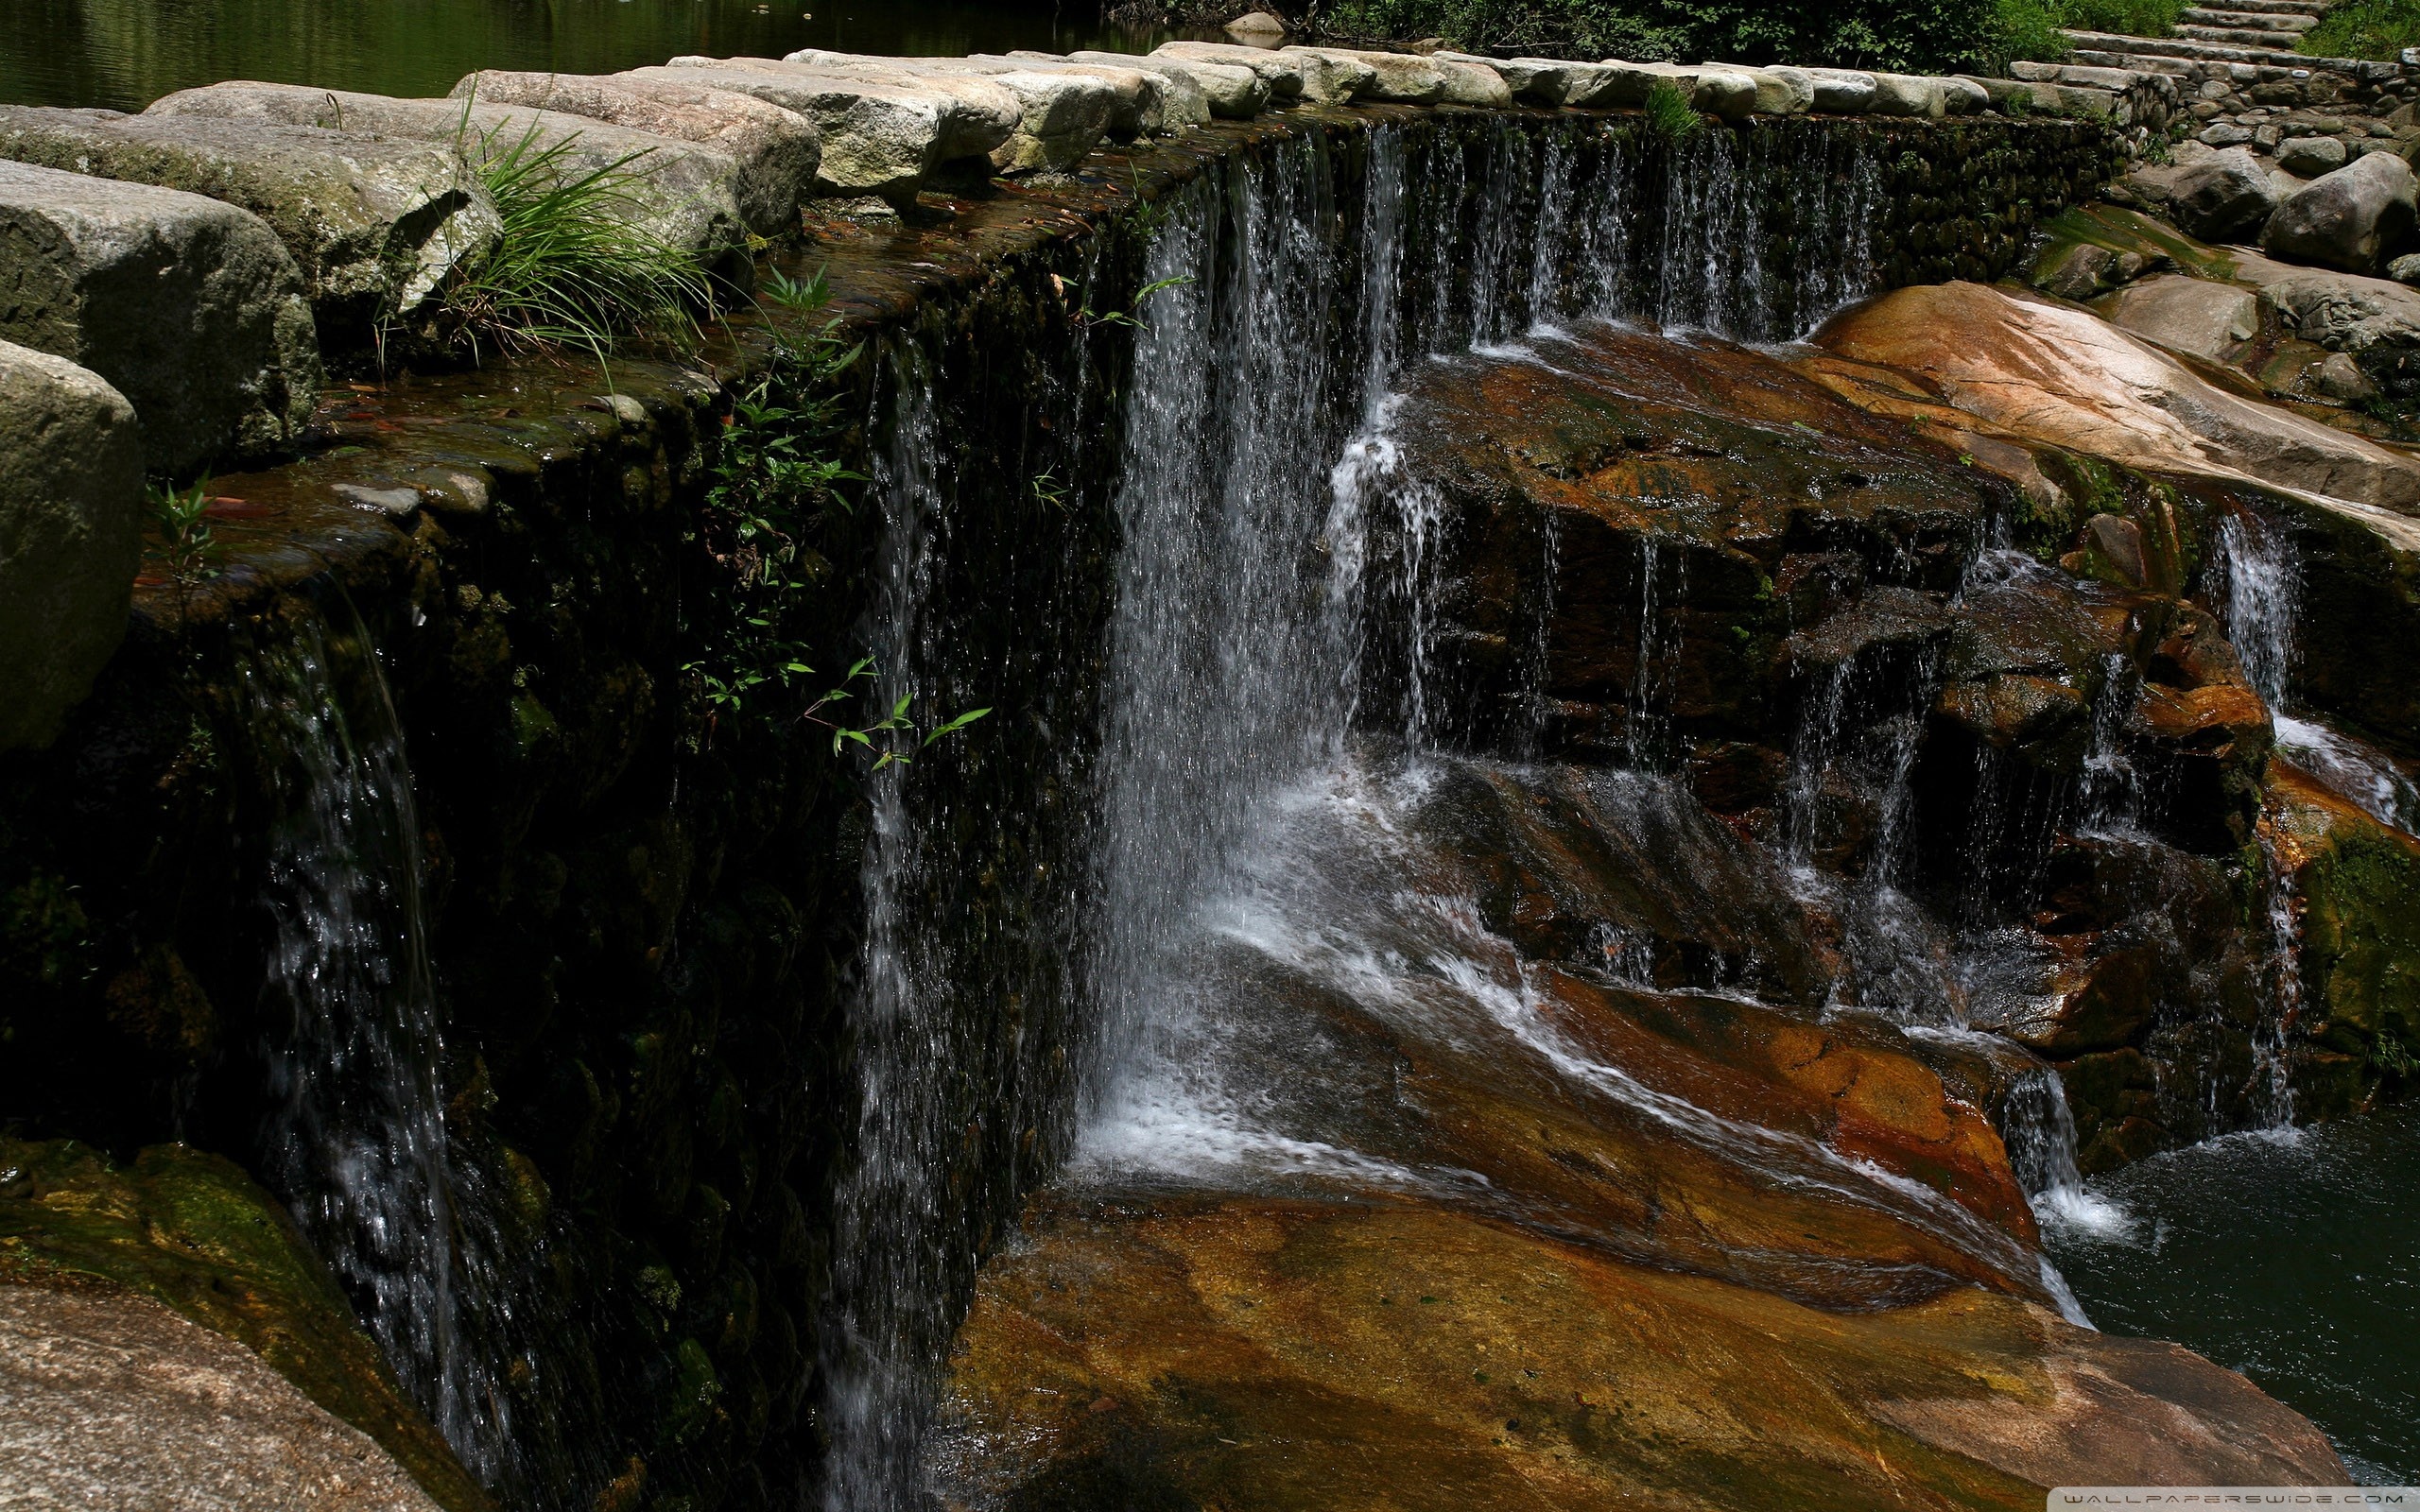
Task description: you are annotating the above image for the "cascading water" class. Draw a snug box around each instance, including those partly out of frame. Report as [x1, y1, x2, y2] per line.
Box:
[242, 608, 463, 1425]
[236, 603, 605, 1508]
[836, 112, 2066, 1503]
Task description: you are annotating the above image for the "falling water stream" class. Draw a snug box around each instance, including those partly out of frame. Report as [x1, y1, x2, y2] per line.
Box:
[822, 115, 2083, 1508]
[225, 112, 2410, 1509]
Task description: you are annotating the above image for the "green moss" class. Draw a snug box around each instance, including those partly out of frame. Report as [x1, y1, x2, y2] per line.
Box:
[0, 1138, 491, 1512]
[2295, 812, 2420, 1057]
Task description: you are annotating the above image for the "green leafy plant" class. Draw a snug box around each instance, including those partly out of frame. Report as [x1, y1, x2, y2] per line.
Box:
[2376, 1030, 2417, 1078]
[683, 266, 988, 767]
[1642, 79, 1705, 141]
[150, 476, 217, 586]
[439, 112, 713, 365]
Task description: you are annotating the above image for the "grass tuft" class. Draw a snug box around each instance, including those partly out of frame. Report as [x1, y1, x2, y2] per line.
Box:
[438, 113, 711, 365]
[1642, 79, 1705, 140]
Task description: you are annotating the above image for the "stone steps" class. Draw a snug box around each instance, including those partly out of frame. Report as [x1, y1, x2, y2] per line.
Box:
[2060, 27, 2397, 77]
[2204, 0, 2331, 14]
[2181, 7, 2318, 31]
[2179, 23, 2320, 45]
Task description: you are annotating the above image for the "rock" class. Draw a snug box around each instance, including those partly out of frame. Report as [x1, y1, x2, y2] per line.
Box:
[2036, 239, 2123, 301]
[1690, 68, 1762, 119]
[2099, 273, 2261, 359]
[1284, 45, 1510, 107]
[994, 53, 1207, 133]
[0, 1284, 443, 1512]
[1815, 282, 2420, 513]
[2266, 765, 2420, 1061]
[1153, 42, 1306, 103]
[2317, 350, 2378, 398]
[1866, 71, 1948, 118]
[1223, 9, 1288, 38]
[144, 83, 757, 256]
[1807, 69, 1878, 112]
[0, 1140, 489, 1510]
[0, 342, 141, 751]
[1279, 45, 1441, 104]
[447, 70, 820, 232]
[2390, 250, 2420, 284]
[2277, 132, 2348, 177]
[2200, 121, 2256, 147]
[1434, 52, 1572, 105]
[0, 106, 498, 348]
[938, 1190, 2344, 1510]
[635, 60, 1014, 200]
[2264, 149, 2420, 273]
[1940, 76, 1992, 116]
[1262, 46, 1375, 105]
[783, 51, 1117, 170]
[2256, 265, 2420, 352]
[2152, 146, 2279, 244]
[0, 160, 319, 476]
[1067, 49, 1268, 119]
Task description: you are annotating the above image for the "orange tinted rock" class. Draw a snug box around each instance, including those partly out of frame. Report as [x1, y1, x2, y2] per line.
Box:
[936, 1194, 2344, 1511]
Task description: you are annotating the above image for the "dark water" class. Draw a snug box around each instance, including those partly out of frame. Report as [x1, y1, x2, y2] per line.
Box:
[0, 0, 1170, 113]
[2048, 1106, 2420, 1485]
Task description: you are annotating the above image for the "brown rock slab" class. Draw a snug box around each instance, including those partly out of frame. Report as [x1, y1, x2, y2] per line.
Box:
[0, 1283, 442, 1512]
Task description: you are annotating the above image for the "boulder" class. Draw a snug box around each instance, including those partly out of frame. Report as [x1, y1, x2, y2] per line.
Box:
[1154, 42, 1308, 103]
[637, 60, 1013, 200]
[1807, 69, 1879, 112]
[1816, 282, 2420, 512]
[0, 1285, 442, 1512]
[1706, 62, 1815, 114]
[0, 161, 318, 475]
[2099, 273, 2261, 360]
[2389, 250, 2420, 284]
[0, 106, 497, 348]
[1282, 45, 1510, 107]
[144, 83, 757, 256]
[447, 70, 820, 232]
[2264, 148, 2420, 273]
[2256, 266, 2420, 353]
[0, 342, 142, 751]
[1434, 51, 1568, 105]
[2277, 133, 2348, 178]
[1066, 49, 1268, 119]
[2150, 146, 2280, 244]
[783, 49, 1117, 169]
[1940, 76, 1991, 115]
[1265, 46, 1378, 105]
[992, 53, 1206, 133]
[1865, 71, 1947, 118]
[1223, 9, 1288, 38]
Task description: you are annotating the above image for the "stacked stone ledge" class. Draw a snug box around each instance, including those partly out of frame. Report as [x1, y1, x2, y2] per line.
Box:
[0, 37, 2114, 752]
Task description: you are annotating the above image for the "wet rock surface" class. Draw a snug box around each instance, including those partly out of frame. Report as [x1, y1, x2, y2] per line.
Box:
[935, 311, 2395, 1506]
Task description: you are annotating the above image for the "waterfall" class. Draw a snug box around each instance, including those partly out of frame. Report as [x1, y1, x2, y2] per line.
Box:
[240, 605, 486, 1466]
[819, 344, 956, 1511]
[831, 112, 1918, 1505]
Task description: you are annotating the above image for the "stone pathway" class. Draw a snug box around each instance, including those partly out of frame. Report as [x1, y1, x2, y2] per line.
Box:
[2012, 0, 2420, 175]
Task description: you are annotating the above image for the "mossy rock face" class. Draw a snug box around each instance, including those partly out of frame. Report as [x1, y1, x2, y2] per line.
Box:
[0, 1138, 490, 1512]
[2267, 765, 2420, 1068]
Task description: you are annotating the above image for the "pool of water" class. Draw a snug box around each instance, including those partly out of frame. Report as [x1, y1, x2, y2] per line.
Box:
[2046, 1104, 2420, 1485]
[0, 0, 1181, 114]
